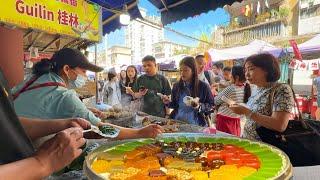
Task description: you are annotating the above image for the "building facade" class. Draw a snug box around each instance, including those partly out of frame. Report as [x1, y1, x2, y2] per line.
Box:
[216, 0, 301, 47]
[107, 46, 131, 67]
[152, 41, 191, 60]
[298, 0, 320, 35]
[125, 9, 164, 65]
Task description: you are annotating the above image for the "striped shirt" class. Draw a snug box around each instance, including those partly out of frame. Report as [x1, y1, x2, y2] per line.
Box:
[214, 84, 245, 118]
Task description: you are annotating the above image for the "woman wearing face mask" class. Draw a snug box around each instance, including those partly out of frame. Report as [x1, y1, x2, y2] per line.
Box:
[12, 48, 103, 124]
[12, 48, 163, 140]
[162, 57, 214, 126]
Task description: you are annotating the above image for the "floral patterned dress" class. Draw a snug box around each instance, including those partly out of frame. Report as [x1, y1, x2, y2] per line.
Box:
[243, 83, 294, 140]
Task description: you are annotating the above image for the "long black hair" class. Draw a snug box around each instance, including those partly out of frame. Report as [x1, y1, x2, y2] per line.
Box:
[232, 65, 251, 103]
[176, 56, 199, 98]
[125, 65, 138, 87]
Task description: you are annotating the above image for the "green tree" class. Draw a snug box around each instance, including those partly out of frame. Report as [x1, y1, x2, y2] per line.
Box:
[196, 32, 211, 53]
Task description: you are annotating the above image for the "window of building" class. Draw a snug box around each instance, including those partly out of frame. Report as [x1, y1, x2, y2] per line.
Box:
[300, 4, 320, 19]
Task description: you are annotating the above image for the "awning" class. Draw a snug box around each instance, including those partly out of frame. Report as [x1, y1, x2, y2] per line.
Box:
[293, 34, 320, 54]
[286, 34, 320, 59]
[208, 40, 282, 61]
[148, 0, 241, 25]
[89, 0, 142, 35]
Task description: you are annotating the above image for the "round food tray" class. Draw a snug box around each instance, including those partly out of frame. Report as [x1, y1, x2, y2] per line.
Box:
[84, 133, 292, 180]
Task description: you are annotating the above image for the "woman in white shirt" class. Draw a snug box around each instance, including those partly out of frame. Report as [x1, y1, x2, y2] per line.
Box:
[214, 66, 251, 136]
[102, 70, 121, 106]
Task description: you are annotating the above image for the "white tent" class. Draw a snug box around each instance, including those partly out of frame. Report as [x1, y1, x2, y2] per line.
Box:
[208, 40, 282, 62]
[157, 54, 188, 67]
[287, 34, 320, 54]
[299, 34, 320, 48]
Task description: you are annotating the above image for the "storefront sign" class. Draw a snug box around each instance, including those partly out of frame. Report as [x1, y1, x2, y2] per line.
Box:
[289, 40, 303, 60]
[0, 0, 101, 41]
[289, 59, 320, 71]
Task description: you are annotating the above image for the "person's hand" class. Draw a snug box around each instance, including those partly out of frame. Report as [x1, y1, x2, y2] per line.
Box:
[162, 95, 171, 104]
[211, 83, 219, 88]
[89, 107, 104, 118]
[229, 104, 251, 116]
[138, 88, 148, 96]
[135, 88, 148, 98]
[67, 118, 91, 130]
[125, 87, 134, 95]
[34, 127, 86, 174]
[191, 101, 200, 109]
[138, 124, 164, 138]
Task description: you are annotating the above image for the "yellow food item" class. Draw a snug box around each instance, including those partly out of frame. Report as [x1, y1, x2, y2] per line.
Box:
[219, 165, 238, 173]
[109, 160, 124, 166]
[238, 166, 257, 177]
[91, 159, 110, 173]
[180, 162, 202, 171]
[167, 169, 193, 180]
[191, 171, 209, 180]
[209, 166, 253, 180]
[110, 167, 141, 180]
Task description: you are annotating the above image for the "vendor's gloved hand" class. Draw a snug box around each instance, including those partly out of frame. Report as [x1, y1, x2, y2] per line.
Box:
[138, 124, 164, 138]
[34, 127, 86, 174]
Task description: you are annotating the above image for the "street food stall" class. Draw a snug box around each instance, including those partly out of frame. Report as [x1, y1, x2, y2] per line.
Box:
[2, 0, 319, 179]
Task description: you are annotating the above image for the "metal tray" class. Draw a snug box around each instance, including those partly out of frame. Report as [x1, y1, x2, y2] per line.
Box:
[84, 133, 293, 180]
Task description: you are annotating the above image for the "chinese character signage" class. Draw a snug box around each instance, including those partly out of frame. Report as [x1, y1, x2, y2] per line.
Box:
[0, 0, 101, 41]
[289, 40, 303, 60]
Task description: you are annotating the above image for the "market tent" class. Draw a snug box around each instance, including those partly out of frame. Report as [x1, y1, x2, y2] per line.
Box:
[157, 54, 188, 68]
[288, 34, 320, 54]
[147, 0, 241, 25]
[208, 40, 282, 61]
[88, 0, 142, 35]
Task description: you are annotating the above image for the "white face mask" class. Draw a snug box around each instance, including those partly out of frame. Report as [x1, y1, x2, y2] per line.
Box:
[69, 74, 87, 89]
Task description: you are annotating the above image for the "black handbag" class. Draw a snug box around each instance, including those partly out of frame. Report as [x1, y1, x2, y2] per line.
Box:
[256, 83, 320, 167]
[0, 72, 35, 164]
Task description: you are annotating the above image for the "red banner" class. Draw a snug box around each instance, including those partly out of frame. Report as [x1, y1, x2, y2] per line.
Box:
[289, 40, 302, 61]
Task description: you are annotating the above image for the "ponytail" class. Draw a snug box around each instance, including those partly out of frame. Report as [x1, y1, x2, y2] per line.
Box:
[32, 58, 55, 77]
[244, 83, 251, 103]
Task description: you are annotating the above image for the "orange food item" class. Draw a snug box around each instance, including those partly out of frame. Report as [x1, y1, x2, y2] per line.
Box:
[207, 150, 223, 161]
[221, 150, 236, 160]
[225, 157, 242, 167]
[124, 150, 146, 160]
[242, 161, 260, 169]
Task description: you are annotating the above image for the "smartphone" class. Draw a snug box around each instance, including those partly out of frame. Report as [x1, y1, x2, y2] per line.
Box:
[139, 86, 146, 91]
[221, 96, 236, 106]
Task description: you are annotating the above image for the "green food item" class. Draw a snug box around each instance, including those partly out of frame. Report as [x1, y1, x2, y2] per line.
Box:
[99, 125, 117, 135]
